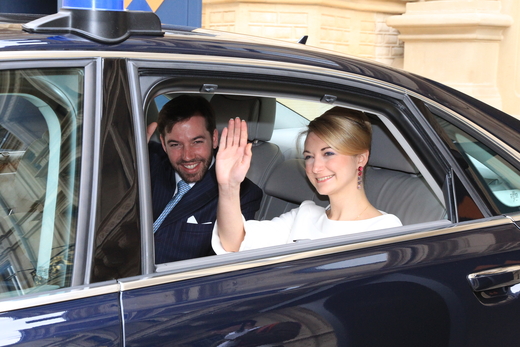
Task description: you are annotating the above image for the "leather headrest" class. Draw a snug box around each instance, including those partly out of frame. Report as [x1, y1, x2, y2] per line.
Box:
[210, 95, 276, 142]
[369, 123, 417, 174]
[264, 159, 328, 206]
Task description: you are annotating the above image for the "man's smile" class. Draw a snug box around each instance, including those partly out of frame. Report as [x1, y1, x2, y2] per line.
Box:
[181, 162, 200, 170]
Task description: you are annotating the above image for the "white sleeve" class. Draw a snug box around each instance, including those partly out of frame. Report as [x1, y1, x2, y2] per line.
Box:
[211, 208, 300, 254]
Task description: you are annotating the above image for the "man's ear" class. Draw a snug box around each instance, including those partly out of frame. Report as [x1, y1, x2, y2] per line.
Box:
[212, 129, 219, 149]
[160, 135, 167, 152]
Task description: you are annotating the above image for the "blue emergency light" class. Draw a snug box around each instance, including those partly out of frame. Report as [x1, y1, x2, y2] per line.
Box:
[62, 0, 124, 11]
[23, 0, 163, 44]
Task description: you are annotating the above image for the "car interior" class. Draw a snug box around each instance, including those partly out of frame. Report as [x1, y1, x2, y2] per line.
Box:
[146, 92, 448, 235]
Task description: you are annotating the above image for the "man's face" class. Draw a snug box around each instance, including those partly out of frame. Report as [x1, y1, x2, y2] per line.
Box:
[160, 115, 218, 183]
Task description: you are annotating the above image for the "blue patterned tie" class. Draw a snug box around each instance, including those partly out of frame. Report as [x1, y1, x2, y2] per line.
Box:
[153, 180, 190, 233]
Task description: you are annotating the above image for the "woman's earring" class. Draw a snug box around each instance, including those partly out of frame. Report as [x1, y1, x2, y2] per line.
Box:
[357, 166, 363, 189]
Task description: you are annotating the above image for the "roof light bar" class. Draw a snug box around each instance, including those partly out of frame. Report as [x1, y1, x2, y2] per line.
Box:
[23, 4, 163, 44]
[62, 0, 124, 11]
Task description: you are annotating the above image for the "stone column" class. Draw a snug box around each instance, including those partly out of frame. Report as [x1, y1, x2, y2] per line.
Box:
[387, 0, 513, 109]
[496, 0, 520, 118]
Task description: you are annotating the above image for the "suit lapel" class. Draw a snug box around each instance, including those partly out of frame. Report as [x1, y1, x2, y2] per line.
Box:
[152, 155, 177, 219]
[159, 165, 218, 227]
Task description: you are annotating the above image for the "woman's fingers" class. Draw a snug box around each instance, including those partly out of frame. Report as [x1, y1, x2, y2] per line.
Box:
[222, 118, 248, 149]
[233, 117, 242, 147]
[219, 125, 228, 149]
[240, 119, 248, 148]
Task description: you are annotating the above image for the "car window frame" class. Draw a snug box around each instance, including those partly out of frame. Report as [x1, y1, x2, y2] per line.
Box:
[0, 57, 100, 307]
[407, 95, 520, 218]
[127, 57, 464, 274]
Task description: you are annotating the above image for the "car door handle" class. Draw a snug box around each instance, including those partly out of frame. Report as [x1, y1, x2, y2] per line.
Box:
[467, 265, 520, 305]
[467, 265, 520, 292]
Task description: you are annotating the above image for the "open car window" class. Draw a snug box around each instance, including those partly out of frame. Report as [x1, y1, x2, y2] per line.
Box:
[0, 68, 83, 298]
[146, 89, 448, 269]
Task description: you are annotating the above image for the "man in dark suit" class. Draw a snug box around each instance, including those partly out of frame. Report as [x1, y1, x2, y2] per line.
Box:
[147, 95, 262, 264]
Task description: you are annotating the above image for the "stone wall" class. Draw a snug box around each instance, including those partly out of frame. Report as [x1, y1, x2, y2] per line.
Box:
[202, 0, 520, 118]
[202, 0, 406, 67]
[388, 0, 516, 115]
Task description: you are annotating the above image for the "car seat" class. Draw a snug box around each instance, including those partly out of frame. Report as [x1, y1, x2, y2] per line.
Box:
[210, 95, 284, 190]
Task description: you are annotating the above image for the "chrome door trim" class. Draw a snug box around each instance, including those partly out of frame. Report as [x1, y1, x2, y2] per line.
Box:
[126, 60, 155, 275]
[508, 212, 520, 225]
[119, 217, 513, 291]
[74, 58, 103, 286]
[0, 51, 408, 98]
[0, 281, 119, 314]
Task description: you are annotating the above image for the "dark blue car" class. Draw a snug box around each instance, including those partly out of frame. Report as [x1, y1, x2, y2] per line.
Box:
[0, 3, 519, 346]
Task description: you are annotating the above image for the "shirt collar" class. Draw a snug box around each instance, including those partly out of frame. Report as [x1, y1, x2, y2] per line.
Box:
[174, 156, 215, 189]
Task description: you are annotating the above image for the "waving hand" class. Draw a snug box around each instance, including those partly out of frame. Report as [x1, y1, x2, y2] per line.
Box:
[215, 117, 252, 252]
[216, 118, 252, 189]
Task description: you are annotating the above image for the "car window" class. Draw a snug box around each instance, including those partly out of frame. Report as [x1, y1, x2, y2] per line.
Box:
[273, 99, 311, 129]
[0, 68, 83, 298]
[272, 99, 325, 159]
[433, 115, 520, 213]
[275, 98, 331, 124]
[146, 88, 447, 266]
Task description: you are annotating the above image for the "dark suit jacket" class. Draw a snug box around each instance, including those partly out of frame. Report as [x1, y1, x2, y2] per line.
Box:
[149, 142, 262, 264]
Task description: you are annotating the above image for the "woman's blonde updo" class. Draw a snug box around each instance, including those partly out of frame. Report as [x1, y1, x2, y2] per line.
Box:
[305, 106, 372, 156]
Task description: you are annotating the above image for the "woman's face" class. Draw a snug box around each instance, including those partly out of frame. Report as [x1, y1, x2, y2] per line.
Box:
[303, 132, 366, 197]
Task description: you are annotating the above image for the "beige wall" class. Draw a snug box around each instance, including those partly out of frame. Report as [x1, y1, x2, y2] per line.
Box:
[388, 0, 518, 118]
[202, 0, 520, 118]
[497, 0, 520, 117]
[203, 0, 407, 67]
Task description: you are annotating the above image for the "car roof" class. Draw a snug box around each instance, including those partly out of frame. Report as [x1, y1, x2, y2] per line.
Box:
[0, 14, 518, 147]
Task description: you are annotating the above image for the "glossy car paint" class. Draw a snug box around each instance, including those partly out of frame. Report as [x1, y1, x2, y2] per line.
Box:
[117, 218, 520, 347]
[0, 292, 121, 346]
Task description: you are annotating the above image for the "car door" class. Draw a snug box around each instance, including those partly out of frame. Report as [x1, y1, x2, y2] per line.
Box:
[121, 58, 520, 347]
[0, 59, 125, 346]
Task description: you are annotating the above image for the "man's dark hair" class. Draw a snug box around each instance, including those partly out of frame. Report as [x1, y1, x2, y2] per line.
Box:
[157, 95, 216, 137]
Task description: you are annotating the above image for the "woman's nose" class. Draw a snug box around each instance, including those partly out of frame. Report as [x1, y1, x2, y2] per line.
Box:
[312, 159, 323, 173]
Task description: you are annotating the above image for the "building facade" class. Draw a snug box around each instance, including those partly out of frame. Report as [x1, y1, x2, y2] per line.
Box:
[202, 0, 520, 118]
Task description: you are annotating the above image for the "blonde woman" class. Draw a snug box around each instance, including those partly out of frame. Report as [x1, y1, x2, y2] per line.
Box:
[212, 107, 402, 253]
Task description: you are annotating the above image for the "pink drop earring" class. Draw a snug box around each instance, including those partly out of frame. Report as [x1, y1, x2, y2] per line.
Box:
[357, 166, 363, 189]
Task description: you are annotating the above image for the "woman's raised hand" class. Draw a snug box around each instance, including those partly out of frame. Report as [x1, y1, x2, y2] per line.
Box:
[215, 118, 251, 252]
[216, 117, 252, 189]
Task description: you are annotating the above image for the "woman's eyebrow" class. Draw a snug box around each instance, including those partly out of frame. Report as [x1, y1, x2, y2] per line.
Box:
[303, 146, 332, 155]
